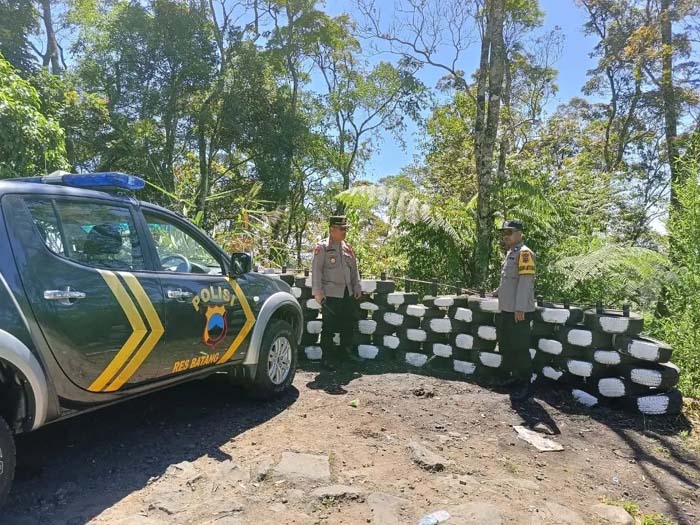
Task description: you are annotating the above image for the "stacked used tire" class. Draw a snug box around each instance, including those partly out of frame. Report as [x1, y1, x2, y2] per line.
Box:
[531, 304, 681, 416]
[288, 272, 681, 416]
[294, 277, 398, 361]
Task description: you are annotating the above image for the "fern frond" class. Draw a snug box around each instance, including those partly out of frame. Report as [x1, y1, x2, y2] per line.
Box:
[554, 244, 671, 291]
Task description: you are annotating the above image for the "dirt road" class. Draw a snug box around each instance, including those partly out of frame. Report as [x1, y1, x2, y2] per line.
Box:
[3, 364, 699, 524]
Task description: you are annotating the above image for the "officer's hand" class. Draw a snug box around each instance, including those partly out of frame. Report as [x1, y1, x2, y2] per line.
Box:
[515, 311, 525, 322]
[353, 291, 362, 300]
[314, 292, 325, 305]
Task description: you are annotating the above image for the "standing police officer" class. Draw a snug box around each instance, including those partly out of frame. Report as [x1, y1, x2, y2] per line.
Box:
[492, 220, 536, 401]
[311, 216, 362, 370]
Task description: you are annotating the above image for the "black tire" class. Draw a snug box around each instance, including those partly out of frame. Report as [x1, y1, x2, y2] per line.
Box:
[372, 309, 404, 326]
[620, 389, 683, 416]
[562, 357, 606, 379]
[432, 295, 469, 308]
[556, 325, 613, 350]
[583, 348, 634, 366]
[594, 377, 659, 398]
[613, 335, 673, 363]
[583, 309, 644, 336]
[420, 317, 453, 334]
[538, 364, 586, 388]
[0, 416, 16, 507]
[619, 362, 680, 390]
[246, 320, 297, 399]
[397, 304, 444, 319]
[534, 303, 584, 325]
[424, 342, 454, 358]
[467, 296, 500, 314]
[374, 292, 419, 308]
[447, 306, 473, 323]
[360, 280, 395, 294]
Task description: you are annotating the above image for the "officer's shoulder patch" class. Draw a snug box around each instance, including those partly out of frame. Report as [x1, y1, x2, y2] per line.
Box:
[313, 244, 323, 256]
[518, 248, 535, 276]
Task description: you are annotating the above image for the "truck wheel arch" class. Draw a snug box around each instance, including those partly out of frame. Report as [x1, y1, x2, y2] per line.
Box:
[0, 329, 49, 431]
[243, 292, 303, 368]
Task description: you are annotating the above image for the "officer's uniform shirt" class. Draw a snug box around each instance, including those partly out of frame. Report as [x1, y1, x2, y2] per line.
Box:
[311, 239, 362, 298]
[496, 242, 536, 313]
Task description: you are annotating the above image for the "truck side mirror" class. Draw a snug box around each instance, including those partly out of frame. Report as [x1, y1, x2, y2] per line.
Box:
[230, 252, 252, 276]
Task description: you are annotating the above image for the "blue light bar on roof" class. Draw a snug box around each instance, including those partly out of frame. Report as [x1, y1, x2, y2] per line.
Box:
[19, 171, 145, 191]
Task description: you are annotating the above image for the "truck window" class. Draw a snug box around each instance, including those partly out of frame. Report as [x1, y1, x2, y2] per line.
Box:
[144, 213, 222, 274]
[25, 197, 144, 271]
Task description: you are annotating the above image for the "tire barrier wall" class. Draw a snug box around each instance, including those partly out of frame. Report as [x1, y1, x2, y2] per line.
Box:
[271, 272, 681, 416]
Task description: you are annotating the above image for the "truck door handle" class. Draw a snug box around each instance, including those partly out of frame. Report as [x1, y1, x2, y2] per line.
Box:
[167, 289, 194, 301]
[44, 287, 87, 305]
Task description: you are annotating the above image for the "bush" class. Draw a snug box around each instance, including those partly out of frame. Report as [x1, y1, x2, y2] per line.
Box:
[655, 134, 700, 398]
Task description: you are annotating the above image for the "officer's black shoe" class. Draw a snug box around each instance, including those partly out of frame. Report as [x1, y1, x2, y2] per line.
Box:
[510, 381, 532, 402]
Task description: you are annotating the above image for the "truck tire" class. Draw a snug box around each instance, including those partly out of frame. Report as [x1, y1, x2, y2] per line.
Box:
[0, 416, 15, 507]
[247, 320, 297, 399]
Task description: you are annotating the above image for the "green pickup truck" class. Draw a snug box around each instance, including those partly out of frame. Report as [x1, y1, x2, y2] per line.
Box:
[0, 172, 302, 504]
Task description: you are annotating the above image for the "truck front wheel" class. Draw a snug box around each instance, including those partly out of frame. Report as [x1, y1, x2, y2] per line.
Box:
[247, 320, 297, 399]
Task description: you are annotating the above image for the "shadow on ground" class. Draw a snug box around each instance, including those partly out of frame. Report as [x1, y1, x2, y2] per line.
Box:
[5, 374, 298, 524]
[301, 355, 699, 523]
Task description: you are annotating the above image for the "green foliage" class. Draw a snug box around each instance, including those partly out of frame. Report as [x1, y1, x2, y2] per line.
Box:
[0, 0, 38, 72]
[0, 53, 68, 178]
[29, 70, 111, 172]
[551, 241, 671, 307]
[655, 133, 700, 398]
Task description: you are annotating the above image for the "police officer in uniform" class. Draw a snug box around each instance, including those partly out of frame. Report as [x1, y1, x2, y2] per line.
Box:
[311, 216, 362, 370]
[492, 220, 536, 401]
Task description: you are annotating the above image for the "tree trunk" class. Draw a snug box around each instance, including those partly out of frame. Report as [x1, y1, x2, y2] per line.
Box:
[40, 0, 62, 74]
[496, 53, 512, 199]
[473, 0, 506, 287]
[660, 0, 679, 208]
[473, 5, 491, 191]
[196, 123, 209, 225]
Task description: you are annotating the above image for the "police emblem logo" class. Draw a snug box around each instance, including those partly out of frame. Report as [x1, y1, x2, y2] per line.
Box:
[330, 256, 336, 264]
[203, 305, 228, 348]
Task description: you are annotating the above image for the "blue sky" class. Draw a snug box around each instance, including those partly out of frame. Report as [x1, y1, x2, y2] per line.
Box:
[327, 0, 599, 181]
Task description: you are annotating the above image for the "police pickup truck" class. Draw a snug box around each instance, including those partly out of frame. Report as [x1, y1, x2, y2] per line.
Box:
[0, 172, 302, 504]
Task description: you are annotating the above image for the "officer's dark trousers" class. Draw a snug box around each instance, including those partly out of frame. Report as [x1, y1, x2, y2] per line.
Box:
[320, 288, 357, 359]
[498, 311, 534, 382]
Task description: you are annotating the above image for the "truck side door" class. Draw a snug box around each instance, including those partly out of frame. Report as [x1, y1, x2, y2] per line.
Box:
[139, 210, 255, 377]
[3, 194, 166, 393]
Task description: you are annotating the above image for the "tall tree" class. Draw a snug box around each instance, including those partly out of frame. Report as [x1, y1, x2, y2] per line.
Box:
[473, 0, 506, 285]
[313, 23, 425, 208]
[0, 0, 38, 71]
[0, 53, 68, 177]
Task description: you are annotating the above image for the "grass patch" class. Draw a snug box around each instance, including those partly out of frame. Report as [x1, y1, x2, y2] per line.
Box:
[602, 498, 639, 516]
[640, 513, 674, 525]
[602, 498, 674, 525]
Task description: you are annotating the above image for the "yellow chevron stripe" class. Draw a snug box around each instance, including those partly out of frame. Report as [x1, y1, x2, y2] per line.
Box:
[104, 272, 166, 391]
[217, 278, 256, 364]
[89, 270, 148, 392]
